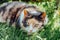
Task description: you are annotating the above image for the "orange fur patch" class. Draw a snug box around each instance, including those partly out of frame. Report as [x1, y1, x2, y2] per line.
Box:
[41, 12, 46, 21]
[24, 9, 28, 18]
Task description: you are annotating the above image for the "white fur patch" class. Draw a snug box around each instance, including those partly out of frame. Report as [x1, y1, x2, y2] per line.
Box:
[0, 11, 6, 23]
[19, 10, 24, 27]
[25, 24, 33, 32]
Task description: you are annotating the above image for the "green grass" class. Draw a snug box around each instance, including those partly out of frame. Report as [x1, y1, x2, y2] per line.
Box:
[0, 1, 60, 40]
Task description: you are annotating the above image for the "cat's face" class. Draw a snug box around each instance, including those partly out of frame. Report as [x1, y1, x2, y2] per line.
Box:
[18, 7, 47, 34]
[25, 18, 43, 33]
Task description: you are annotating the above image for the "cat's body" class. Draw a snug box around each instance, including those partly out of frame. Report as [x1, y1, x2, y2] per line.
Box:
[0, 1, 48, 34]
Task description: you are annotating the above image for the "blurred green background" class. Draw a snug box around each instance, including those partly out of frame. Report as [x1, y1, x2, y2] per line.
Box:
[0, 0, 60, 40]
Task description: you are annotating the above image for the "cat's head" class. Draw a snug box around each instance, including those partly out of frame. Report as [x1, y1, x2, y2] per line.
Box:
[18, 7, 48, 34]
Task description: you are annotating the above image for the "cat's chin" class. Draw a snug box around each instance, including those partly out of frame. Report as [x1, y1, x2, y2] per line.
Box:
[27, 32, 34, 35]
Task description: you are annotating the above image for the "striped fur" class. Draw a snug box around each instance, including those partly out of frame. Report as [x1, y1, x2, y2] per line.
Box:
[0, 1, 48, 34]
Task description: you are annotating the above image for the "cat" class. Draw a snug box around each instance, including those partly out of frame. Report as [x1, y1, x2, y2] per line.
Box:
[0, 1, 48, 34]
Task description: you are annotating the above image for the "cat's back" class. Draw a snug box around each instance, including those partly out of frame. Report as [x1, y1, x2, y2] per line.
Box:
[0, 1, 26, 11]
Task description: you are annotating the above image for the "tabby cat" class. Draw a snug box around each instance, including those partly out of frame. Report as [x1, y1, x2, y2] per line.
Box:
[0, 1, 48, 34]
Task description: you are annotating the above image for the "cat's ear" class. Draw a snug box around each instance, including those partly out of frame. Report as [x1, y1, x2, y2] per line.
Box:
[41, 12, 46, 18]
[41, 12, 46, 21]
[24, 9, 28, 17]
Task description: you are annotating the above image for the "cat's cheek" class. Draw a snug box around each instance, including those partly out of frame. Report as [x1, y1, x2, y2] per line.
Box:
[25, 24, 33, 32]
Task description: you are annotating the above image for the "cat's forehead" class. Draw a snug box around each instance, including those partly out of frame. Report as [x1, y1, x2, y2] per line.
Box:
[27, 18, 39, 23]
[24, 8, 41, 16]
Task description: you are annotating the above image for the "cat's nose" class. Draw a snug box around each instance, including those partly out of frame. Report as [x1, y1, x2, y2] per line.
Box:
[29, 30, 32, 33]
[28, 30, 32, 35]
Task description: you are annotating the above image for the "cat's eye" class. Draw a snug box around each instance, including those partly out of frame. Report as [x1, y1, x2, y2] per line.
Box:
[26, 14, 32, 18]
[34, 24, 39, 27]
